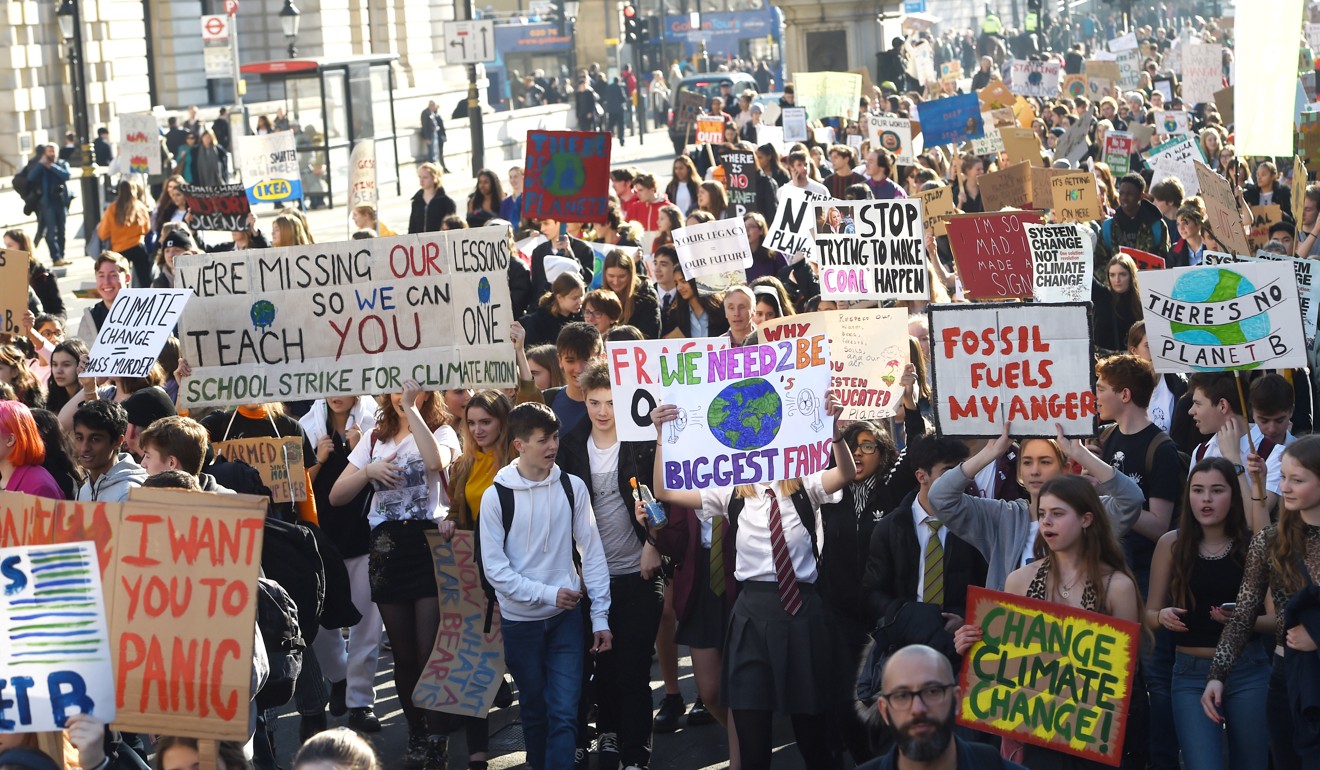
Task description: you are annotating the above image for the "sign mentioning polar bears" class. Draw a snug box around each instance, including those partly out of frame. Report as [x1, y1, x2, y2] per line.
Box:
[814, 199, 928, 301]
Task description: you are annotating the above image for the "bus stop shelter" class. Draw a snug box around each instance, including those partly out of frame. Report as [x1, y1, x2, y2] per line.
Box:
[240, 54, 402, 209]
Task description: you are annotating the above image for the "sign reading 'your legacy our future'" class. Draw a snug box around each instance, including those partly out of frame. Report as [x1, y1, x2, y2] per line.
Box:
[176, 226, 516, 407]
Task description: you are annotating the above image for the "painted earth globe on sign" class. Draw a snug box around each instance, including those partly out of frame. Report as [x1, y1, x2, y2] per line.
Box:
[707, 377, 782, 451]
[1169, 267, 1271, 371]
[540, 152, 586, 196]
[250, 300, 277, 332]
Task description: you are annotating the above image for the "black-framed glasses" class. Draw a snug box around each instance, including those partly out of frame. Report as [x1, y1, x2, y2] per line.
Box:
[880, 683, 956, 710]
[854, 441, 879, 455]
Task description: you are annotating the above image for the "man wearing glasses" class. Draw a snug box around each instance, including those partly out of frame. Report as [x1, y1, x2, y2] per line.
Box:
[861, 644, 1026, 770]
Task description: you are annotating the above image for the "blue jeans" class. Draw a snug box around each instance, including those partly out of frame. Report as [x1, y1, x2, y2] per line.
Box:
[41, 203, 66, 263]
[1143, 629, 1178, 769]
[501, 605, 585, 770]
[1170, 645, 1270, 770]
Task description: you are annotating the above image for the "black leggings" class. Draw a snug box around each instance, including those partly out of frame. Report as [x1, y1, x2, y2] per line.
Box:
[121, 244, 152, 288]
[378, 598, 449, 734]
[733, 709, 834, 770]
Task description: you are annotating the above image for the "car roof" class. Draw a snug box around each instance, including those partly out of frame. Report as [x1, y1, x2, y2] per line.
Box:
[679, 73, 755, 87]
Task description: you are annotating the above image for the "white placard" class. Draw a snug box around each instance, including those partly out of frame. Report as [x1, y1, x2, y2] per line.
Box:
[119, 113, 160, 176]
[766, 186, 830, 258]
[87, 289, 192, 378]
[1025, 223, 1092, 304]
[1153, 109, 1192, 136]
[1255, 250, 1320, 342]
[607, 337, 728, 442]
[814, 198, 928, 302]
[1182, 43, 1223, 106]
[348, 139, 377, 209]
[236, 130, 302, 204]
[1009, 59, 1062, 98]
[782, 107, 808, 142]
[672, 218, 754, 281]
[867, 115, 914, 164]
[1148, 134, 1205, 195]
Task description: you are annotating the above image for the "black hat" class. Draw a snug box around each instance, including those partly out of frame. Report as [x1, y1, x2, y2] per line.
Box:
[162, 229, 196, 252]
[123, 386, 177, 428]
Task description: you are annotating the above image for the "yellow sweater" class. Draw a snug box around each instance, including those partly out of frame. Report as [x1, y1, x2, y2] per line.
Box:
[463, 450, 497, 526]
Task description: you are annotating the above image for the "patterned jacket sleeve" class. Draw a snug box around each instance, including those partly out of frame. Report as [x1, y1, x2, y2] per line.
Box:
[1209, 527, 1272, 681]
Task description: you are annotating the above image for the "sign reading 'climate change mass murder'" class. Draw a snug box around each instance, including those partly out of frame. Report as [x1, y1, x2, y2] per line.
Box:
[658, 336, 833, 491]
[814, 199, 928, 301]
[522, 130, 612, 223]
[175, 227, 516, 407]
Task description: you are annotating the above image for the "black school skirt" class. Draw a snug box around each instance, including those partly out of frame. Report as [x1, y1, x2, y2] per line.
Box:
[368, 519, 439, 603]
[676, 547, 731, 650]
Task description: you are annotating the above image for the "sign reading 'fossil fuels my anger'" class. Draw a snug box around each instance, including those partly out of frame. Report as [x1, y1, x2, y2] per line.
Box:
[176, 226, 517, 407]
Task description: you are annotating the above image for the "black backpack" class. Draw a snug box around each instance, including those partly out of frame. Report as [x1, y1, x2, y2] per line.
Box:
[255, 576, 305, 710]
[261, 518, 326, 645]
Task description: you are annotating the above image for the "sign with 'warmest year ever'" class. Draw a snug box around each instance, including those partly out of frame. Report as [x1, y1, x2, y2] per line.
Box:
[175, 226, 516, 407]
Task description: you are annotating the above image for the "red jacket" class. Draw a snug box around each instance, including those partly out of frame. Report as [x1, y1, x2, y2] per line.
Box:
[625, 196, 669, 231]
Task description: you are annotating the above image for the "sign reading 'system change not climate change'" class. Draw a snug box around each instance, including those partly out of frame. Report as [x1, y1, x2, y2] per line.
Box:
[176, 226, 516, 407]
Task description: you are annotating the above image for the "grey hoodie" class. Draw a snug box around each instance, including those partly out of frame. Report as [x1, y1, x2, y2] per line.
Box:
[77, 452, 149, 503]
[478, 460, 612, 632]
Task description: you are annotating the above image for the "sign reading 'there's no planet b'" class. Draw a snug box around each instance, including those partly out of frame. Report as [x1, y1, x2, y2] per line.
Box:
[522, 130, 612, 223]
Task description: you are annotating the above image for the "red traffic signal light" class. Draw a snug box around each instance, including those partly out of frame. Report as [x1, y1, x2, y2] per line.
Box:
[623, 4, 636, 17]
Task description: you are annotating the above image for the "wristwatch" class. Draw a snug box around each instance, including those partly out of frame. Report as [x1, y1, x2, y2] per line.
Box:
[1233, 463, 1245, 476]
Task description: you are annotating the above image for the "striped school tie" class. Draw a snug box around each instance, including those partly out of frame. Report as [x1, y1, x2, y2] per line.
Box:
[766, 490, 802, 615]
[710, 518, 726, 597]
[923, 519, 945, 607]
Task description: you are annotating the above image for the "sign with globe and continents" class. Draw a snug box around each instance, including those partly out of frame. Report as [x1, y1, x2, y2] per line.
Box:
[522, 130, 612, 223]
[657, 335, 833, 491]
[1139, 262, 1308, 373]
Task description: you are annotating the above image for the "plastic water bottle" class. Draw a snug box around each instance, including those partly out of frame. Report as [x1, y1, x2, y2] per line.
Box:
[631, 476, 667, 529]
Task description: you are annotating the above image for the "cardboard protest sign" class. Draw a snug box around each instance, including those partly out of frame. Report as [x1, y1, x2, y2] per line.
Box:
[945, 211, 1043, 300]
[766, 186, 829, 258]
[673, 91, 705, 139]
[1294, 156, 1307, 228]
[86, 289, 191, 379]
[721, 150, 758, 218]
[761, 310, 909, 421]
[915, 185, 956, 237]
[1300, 113, 1320, 174]
[1085, 59, 1121, 85]
[1194, 161, 1252, 255]
[1001, 127, 1044, 167]
[237, 130, 301, 205]
[1148, 135, 1205, 196]
[119, 113, 160, 176]
[813, 199, 928, 301]
[1248, 205, 1283, 250]
[1050, 172, 1101, 223]
[1102, 131, 1134, 175]
[1214, 86, 1235, 127]
[1026, 223, 1092, 303]
[1182, 43, 1223, 106]
[608, 337, 729, 441]
[781, 108, 808, 142]
[1030, 167, 1067, 210]
[918, 93, 984, 146]
[1235, 0, 1303, 155]
[1053, 112, 1095, 166]
[1139, 262, 1308, 372]
[1255, 250, 1320, 342]
[657, 335, 833, 490]
[868, 115, 914, 164]
[523, 131, 611, 223]
[180, 183, 250, 231]
[1153, 109, 1192, 137]
[213, 437, 308, 503]
[792, 72, 863, 120]
[978, 80, 1016, 111]
[413, 531, 506, 717]
[1087, 76, 1115, 103]
[957, 586, 1139, 767]
[175, 226, 516, 407]
[696, 116, 725, 145]
[929, 303, 1097, 437]
[0, 249, 30, 338]
[1010, 59, 1061, 98]
[979, 161, 1034, 212]
[672, 219, 753, 281]
[1060, 74, 1088, 99]
[1120, 246, 1165, 271]
[347, 138, 378, 215]
[1116, 48, 1141, 89]
[0, 541, 116, 733]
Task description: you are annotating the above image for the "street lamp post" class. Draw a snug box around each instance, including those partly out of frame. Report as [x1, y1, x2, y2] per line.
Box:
[55, 0, 101, 257]
[280, 0, 301, 58]
[565, 0, 580, 83]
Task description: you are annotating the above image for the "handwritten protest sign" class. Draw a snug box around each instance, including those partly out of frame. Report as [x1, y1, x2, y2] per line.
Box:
[1031, 167, 1067, 209]
[971, 114, 1006, 157]
[1053, 112, 1095, 165]
[608, 337, 729, 441]
[766, 186, 829, 258]
[523, 131, 611, 223]
[1139, 261, 1308, 372]
[657, 336, 832, 490]
[0, 249, 30, 338]
[237, 130, 301, 205]
[414, 531, 505, 718]
[1010, 60, 1061, 98]
[0, 541, 115, 733]
[978, 80, 1017, 111]
[696, 116, 725, 145]
[672, 219, 753, 281]
[176, 226, 516, 407]
[1026, 223, 1092, 303]
[1247, 205, 1283, 250]
[946, 211, 1043, 300]
[755, 124, 786, 153]
[1120, 246, 1165, 271]
[868, 115, 914, 164]
[1050, 172, 1101, 223]
[721, 150, 758, 218]
[87, 289, 192, 379]
[1087, 76, 1115, 102]
[781, 108, 808, 142]
[916, 185, 956, 237]
[1001, 127, 1044, 168]
[214, 437, 307, 503]
[673, 91, 705, 140]
[1102, 131, 1134, 175]
[793, 71, 863, 120]
[1149, 135, 1205, 196]
[761, 310, 909, 421]
[1060, 74, 1088, 99]
[980, 161, 1034, 212]
[119, 113, 160, 176]
[180, 183, 250, 231]
[957, 586, 1139, 767]
[347, 139, 377, 214]
[1255, 250, 1320, 342]
[930, 303, 1097, 437]
[814, 199, 927, 301]
[1153, 109, 1192, 137]
[918, 93, 984, 145]
[1182, 43, 1223, 106]
[1194, 161, 1251, 255]
[1116, 49, 1141, 89]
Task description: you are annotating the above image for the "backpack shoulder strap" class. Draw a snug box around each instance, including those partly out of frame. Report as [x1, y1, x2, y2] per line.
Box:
[789, 487, 820, 562]
[1099, 423, 1118, 452]
[496, 482, 515, 543]
[1144, 430, 1172, 473]
[560, 472, 576, 511]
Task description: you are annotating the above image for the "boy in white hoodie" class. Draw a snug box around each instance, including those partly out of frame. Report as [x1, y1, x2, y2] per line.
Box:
[479, 401, 613, 770]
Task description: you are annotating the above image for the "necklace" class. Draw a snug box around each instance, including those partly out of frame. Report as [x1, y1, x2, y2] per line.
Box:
[1200, 539, 1233, 560]
[1058, 573, 1082, 599]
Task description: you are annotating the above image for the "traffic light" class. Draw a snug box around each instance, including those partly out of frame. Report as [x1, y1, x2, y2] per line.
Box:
[623, 4, 638, 43]
[638, 17, 651, 44]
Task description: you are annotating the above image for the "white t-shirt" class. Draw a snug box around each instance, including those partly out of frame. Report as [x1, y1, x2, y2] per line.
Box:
[1147, 376, 1177, 433]
[348, 425, 461, 528]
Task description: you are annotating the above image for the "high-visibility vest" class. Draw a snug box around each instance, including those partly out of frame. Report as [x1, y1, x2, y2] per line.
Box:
[1025, 11, 1038, 31]
[982, 15, 1002, 34]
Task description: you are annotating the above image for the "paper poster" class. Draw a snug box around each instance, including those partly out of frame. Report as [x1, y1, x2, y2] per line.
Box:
[868, 115, 914, 164]
[792, 72, 863, 120]
[0, 249, 30, 338]
[918, 93, 985, 146]
[1109, 32, 1138, 52]
[1153, 109, 1192, 137]
[1010, 59, 1061, 98]
[1235, 0, 1303, 155]
[348, 138, 378, 214]
[696, 116, 725, 145]
[957, 586, 1139, 767]
[213, 437, 308, 503]
[755, 124, 786, 152]
[180, 183, 250, 232]
[946, 211, 1042, 300]
[1139, 262, 1308, 372]
[1255, 250, 1320, 342]
[812, 127, 835, 146]
[1182, 43, 1223, 106]
[657, 336, 833, 491]
[971, 113, 1006, 157]
[915, 185, 956, 237]
[414, 531, 506, 718]
[1050, 172, 1102, 223]
[813, 199, 928, 301]
[175, 226, 516, 407]
[608, 337, 729, 441]
[766, 186, 829, 258]
[1248, 205, 1283, 250]
[1026, 223, 1092, 303]
[1149, 135, 1206, 196]
[721, 150, 758, 218]
[760, 310, 909, 422]
[781, 107, 808, 142]
[1116, 48, 1142, 89]
[1152, 76, 1175, 104]
[1120, 246, 1165, 271]
[86, 289, 192, 379]
[979, 161, 1034, 212]
[1102, 131, 1134, 175]
[673, 91, 706, 140]
[119, 113, 160, 176]
[672, 218, 753, 281]
[1060, 74, 1088, 100]
[236, 130, 301, 205]
[0, 541, 116, 733]
[1000, 126, 1044, 167]
[1194, 160, 1252, 255]
[523, 131, 611, 223]
[1053, 111, 1095, 166]
[929, 303, 1097, 437]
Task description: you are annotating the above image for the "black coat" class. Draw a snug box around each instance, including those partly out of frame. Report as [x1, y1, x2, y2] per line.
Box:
[408, 188, 456, 233]
[1244, 183, 1292, 220]
[557, 420, 653, 545]
[624, 282, 662, 338]
[519, 306, 579, 348]
[664, 295, 728, 338]
[530, 236, 595, 296]
[508, 256, 534, 320]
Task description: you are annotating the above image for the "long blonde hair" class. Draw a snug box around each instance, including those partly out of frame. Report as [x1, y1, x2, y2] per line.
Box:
[447, 390, 513, 529]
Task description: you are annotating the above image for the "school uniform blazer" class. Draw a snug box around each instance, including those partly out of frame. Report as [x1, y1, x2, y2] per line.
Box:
[555, 419, 653, 549]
